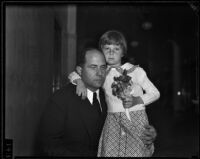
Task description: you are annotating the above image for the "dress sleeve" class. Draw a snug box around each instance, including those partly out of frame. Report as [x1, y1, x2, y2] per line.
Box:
[68, 71, 81, 85]
[135, 67, 160, 106]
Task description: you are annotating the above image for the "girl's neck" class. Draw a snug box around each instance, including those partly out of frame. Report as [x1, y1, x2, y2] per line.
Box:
[108, 63, 121, 67]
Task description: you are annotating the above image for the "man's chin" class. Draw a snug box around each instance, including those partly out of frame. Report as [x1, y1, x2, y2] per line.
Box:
[94, 82, 103, 88]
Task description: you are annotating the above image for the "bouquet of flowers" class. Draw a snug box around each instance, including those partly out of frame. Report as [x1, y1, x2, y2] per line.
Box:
[111, 69, 133, 121]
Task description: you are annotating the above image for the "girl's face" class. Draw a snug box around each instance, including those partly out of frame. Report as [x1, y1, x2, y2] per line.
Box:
[102, 44, 123, 66]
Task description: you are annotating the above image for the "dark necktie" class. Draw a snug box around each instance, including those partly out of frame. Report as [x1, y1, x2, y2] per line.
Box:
[93, 92, 101, 115]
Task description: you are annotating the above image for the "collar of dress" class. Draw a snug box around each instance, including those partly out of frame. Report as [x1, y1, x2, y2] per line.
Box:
[106, 63, 139, 75]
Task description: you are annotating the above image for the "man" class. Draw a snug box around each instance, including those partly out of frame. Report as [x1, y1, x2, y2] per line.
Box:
[39, 48, 156, 156]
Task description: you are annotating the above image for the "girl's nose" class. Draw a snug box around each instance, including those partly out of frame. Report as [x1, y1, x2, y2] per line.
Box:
[108, 49, 115, 55]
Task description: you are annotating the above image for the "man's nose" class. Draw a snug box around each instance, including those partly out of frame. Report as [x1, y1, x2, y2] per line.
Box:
[96, 68, 104, 77]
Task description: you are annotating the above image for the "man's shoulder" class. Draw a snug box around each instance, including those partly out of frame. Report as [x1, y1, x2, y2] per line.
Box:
[52, 83, 76, 101]
[44, 83, 80, 113]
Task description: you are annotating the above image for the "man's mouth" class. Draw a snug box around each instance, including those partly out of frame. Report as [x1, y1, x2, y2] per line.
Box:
[94, 79, 103, 83]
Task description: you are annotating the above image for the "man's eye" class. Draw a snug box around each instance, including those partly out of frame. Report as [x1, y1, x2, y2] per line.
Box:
[90, 66, 96, 69]
[101, 66, 106, 70]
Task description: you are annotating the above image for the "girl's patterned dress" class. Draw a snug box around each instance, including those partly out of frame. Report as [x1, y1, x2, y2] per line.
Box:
[68, 62, 160, 157]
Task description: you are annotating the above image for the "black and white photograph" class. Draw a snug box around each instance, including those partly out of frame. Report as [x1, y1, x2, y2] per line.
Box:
[2, 1, 199, 158]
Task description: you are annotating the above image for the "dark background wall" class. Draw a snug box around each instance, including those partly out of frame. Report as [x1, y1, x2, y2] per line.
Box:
[5, 5, 76, 156]
[4, 2, 199, 157]
[5, 6, 55, 156]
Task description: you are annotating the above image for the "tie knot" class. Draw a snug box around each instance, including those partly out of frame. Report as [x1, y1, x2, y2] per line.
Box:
[93, 92, 97, 100]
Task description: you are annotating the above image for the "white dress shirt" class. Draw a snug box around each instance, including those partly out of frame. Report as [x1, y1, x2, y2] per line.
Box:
[87, 89, 102, 112]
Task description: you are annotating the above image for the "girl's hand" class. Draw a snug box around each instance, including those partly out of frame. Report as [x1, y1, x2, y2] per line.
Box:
[76, 79, 87, 100]
[122, 96, 144, 109]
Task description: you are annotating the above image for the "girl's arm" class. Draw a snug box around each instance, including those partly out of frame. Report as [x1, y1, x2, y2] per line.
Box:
[68, 71, 81, 85]
[135, 67, 160, 106]
[68, 71, 87, 99]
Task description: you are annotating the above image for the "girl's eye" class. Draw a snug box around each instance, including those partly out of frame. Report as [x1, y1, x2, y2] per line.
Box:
[114, 48, 120, 51]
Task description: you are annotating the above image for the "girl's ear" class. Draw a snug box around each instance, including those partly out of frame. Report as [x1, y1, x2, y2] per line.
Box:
[76, 66, 82, 76]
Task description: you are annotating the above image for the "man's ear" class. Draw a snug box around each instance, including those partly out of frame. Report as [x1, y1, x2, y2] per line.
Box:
[76, 66, 82, 76]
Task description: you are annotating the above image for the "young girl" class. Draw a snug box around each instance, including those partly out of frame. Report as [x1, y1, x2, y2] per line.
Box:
[68, 30, 160, 157]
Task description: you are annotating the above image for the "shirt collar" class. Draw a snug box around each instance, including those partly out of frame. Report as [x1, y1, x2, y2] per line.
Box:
[107, 62, 130, 70]
[87, 89, 100, 104]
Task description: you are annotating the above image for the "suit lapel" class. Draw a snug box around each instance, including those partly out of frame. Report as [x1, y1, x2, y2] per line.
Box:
[76, 88, 107, 141]
[76, 96, 97, 139]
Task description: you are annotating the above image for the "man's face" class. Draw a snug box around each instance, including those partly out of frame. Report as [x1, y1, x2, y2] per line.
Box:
[81, 50, 107, 92]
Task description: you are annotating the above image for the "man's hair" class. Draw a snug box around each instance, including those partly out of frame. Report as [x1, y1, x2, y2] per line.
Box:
[77, 47, 102, 67]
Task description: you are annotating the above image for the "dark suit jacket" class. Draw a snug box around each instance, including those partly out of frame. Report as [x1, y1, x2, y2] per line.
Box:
[38, 83, 107, 157]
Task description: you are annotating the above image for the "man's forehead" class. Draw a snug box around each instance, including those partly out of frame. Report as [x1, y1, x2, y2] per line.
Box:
[85, 50, 105, 61]
[85, 53, 106, 66]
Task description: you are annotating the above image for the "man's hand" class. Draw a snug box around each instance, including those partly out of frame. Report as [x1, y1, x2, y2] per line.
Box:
[141, 125, 157, 148]
[76, 79, 87, 100]
[122, 96, 144, 109]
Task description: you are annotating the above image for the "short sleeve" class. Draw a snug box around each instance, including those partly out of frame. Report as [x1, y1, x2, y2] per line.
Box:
[68, 71, 81, 85]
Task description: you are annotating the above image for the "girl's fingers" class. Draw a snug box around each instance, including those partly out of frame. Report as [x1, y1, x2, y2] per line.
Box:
[81, 95, 85, 100]
[123, 102, 132, 108]
[123, 100, 132, 104]
[76, 89, 80, 96]
[80, 91, 85, 100]
[124, 97, 132, 102]
[83, 91, 87, 99]
[79, 90, 82, 96]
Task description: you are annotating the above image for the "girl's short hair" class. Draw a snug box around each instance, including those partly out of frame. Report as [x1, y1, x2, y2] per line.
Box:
[98, 30, 127, 55]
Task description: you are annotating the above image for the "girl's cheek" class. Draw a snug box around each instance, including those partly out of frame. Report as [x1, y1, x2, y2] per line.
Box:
[105, 55, 109, 60]
[103, 53, 107, 58]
